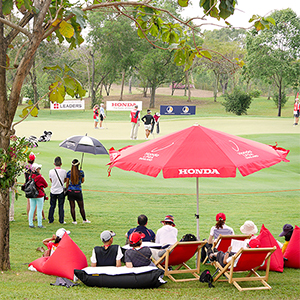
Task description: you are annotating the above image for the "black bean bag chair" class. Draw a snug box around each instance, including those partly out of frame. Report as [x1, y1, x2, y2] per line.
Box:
[74, 266, 165, 289]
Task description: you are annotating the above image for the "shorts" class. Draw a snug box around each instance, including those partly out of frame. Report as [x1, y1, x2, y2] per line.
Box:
[94, 117, 99, 122]
[100, 114, 104, 121]
[144, 124, 152, 131]
[67, 190, 83, 202]
[294, 110, 299, 118]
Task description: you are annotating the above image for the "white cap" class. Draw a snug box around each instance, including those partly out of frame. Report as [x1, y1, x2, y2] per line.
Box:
[32, 163, 42, 171]
[56, 228, 70, 239]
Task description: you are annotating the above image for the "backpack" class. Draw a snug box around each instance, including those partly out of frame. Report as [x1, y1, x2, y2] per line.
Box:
[180, 233, 197, 242]
[24, 178, 39, 198]
[199, 269, 214, 288]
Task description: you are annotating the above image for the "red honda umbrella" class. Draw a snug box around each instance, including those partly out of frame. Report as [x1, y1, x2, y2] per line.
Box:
[108, 124, 289, 238]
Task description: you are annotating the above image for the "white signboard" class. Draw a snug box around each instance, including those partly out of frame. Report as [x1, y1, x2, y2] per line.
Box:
[106, 101, 142, 111]
[50, 99, 85, 110]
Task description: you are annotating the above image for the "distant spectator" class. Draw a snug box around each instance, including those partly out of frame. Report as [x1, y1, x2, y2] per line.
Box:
[125, 214, 155, 243]
[151, 112, 160, 135]
[91, 230, 123, 267]
[293, 93, 299, 126]
[130, 105, 140, 140]
[99, 103, 106, 129]
[141, 109, 154, 140]
[279, 224, 294, 254]
[93, 104, 100, 129]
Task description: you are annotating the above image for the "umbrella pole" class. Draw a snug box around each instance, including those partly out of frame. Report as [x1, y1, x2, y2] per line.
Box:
[80, 152, 84, 170]
[196, 177, 200, 240]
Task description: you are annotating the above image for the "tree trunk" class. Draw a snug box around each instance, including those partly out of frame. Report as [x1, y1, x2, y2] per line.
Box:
[277, 81, 282, 117]
[143, 87, 147, 97]
[128, 76, 132, 94]
[213, 72, 219, 102]
[185, 70, 191, 102]
[149, 86, 156, 108]
[90, 51, 96, 106]
[120, 69, 125, 101]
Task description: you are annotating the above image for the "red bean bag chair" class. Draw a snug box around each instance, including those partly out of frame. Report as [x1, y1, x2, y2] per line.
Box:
[29, 233, 88, 280]
[249, 224, 284, 272]
[284, 225, 300, 268]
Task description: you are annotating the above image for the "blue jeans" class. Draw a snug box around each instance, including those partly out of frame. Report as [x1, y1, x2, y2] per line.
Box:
[48, 192, 65, 223]
[29, 197, 44, 227]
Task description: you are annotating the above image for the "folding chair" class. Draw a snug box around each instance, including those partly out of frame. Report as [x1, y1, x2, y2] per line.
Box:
[153, 241, 206, 282]
[212, 247, 276, 291]
[202, 234, 252, 264]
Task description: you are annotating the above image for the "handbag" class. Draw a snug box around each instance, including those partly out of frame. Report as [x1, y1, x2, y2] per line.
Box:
[54, 169, 67, 196]
[24, 178, 39, 198]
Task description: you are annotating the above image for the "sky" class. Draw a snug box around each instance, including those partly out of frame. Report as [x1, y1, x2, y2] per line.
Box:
[181, 0, 300, 30]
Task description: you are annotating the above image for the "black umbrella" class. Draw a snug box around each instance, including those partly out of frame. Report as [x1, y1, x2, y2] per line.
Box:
[59, 134, 108, 168]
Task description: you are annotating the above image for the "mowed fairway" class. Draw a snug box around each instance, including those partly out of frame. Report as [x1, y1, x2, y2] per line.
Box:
[3, 95, 300, 299]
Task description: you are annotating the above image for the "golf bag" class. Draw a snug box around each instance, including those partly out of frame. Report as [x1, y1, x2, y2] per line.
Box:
[38, 131, 52, 142]
[27, 135, 39, 147]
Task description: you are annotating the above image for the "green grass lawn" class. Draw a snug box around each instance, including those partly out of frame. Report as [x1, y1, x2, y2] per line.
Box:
[3, 93, 300, 299]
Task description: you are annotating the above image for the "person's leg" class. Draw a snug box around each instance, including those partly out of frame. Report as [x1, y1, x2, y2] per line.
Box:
[28, 198, 37, 227]
[156, 122, 160, 134]
[27, 198, 30, 219]
[69, 200, 76, 222]
[48, 193, 57, 223]
[145, 129, 150, 138]
[77, 200, 87, 221]
[99, 115, 103, 128]
[131, 122, 137, 139]
[36, 198, 44, 227]
[57, 192, 65, 223]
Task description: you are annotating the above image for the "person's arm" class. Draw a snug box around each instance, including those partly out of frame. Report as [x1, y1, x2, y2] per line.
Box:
[116, 260, 122, 267]
[66, 178, 69, 189]
[208, 235, 213, 244]
[223, 246, 232, 264]
[91, 262, 97, 267]
[126, 262, 133, 268]
[43, 234, 56, 246]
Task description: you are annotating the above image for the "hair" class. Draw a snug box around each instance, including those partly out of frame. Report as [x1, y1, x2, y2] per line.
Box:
[285, 230, 293, 241]
[138, 214, 148, 226]
[215, 219, 225, 229]
[163, 221, 174, 226]
[54, 156, 62, 166]
[70, 159, 80, 185]
[54, 237, 61, 244]
[28, 158, 35, 164]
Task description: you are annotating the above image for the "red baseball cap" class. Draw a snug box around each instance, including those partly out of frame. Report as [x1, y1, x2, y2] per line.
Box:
[129, 232, 145, 244]
[216, 213, 226, 221]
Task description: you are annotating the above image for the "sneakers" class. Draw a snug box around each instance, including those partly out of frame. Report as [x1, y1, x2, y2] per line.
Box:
[60, 221, 67, 224]
[29, 225, 35, 228]
[83, 220, 91, 223]
[38, 225, 46, 229]
[72, 221, 77, 225]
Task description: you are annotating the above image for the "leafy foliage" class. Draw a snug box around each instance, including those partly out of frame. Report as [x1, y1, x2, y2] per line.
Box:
[250, 89, 261, 98]
[222, 88, 252, 115]
[272, 91, 289, 108]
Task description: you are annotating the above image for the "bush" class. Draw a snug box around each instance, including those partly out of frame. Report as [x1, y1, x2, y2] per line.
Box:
[250, 89, 261, 98]
[272, 91, 289, 108]
[222, 88, 252, 115]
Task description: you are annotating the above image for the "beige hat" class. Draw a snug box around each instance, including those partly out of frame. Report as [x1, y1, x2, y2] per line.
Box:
[240, 221, 258, 235]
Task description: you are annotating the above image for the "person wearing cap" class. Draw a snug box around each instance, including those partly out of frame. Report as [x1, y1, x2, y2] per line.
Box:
[66, 159, 90, 224]
[24, 152, 36, 220]
[130, 105, 140, 140]
[125, 214, 155, 243]
[42, 228, 70, 257]
[125, 232, 155, 268]
[93, 104, 100, 129]
[91, 231, 123, 267]
[279, 224, 294, 254]
[155, 215, 178, 245]
[48, 156, 67, 224]
[293, 93, 299, 126]
[151, 112, 160, 135]
[28, 163, 48, 229]
[99, 103, 106, 129]
[141, 109, 154, 140]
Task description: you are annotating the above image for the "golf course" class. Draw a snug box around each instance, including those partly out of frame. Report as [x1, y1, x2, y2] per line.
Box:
[3, 90, 300, 299]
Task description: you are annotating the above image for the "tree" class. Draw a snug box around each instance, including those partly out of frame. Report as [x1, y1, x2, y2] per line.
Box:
[246, 9, 300, 116]
[0, 0, 275, 271]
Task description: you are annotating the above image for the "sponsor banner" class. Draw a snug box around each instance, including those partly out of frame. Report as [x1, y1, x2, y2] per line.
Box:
[160, 105, 196, 115]
[50, 100, 85, 110]
[106, 101, 142, 111]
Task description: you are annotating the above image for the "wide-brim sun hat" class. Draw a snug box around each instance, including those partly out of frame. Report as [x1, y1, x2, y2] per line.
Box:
[240, 220, 258, 235]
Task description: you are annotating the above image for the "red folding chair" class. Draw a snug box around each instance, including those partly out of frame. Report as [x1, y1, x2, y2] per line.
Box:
[153, 241, 206, 282]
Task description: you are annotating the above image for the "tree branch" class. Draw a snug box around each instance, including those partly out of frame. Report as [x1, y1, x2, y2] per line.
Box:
[0, 17, 32, 39]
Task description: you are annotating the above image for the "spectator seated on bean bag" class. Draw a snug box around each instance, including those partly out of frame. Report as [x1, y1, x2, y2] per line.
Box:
[29, 233, 87, 280]
[74, 266, 165, 289]
[249, 224, 284, 273]
[284, 225, 300, 269]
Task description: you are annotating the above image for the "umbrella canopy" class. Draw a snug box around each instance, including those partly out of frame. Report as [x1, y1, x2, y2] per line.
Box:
[59, 135, 108, 155]
[108, 124, 289, 238]
[60, 135, 108, 168]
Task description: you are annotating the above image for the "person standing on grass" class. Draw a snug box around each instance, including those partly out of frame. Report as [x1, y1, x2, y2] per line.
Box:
[99, 103, 106, 129]
[48, 156, 67, 224]
[151, 112, 160, 135]
[91, 230, 123, 267]
[130, 105, 140, 140]
[66, 159, 90, 224]
[28, 163, 48, 229]
[141, 109, 154, 140]
[93, 104, 100, 129]
[293, 93, 299, 126]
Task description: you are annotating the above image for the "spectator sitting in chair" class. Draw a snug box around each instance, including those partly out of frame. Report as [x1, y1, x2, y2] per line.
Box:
[91, 230, 123, 267]
[125, 232, 155, 268]
[125, 214, 155, 243]
[155, 215, 178, 246]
